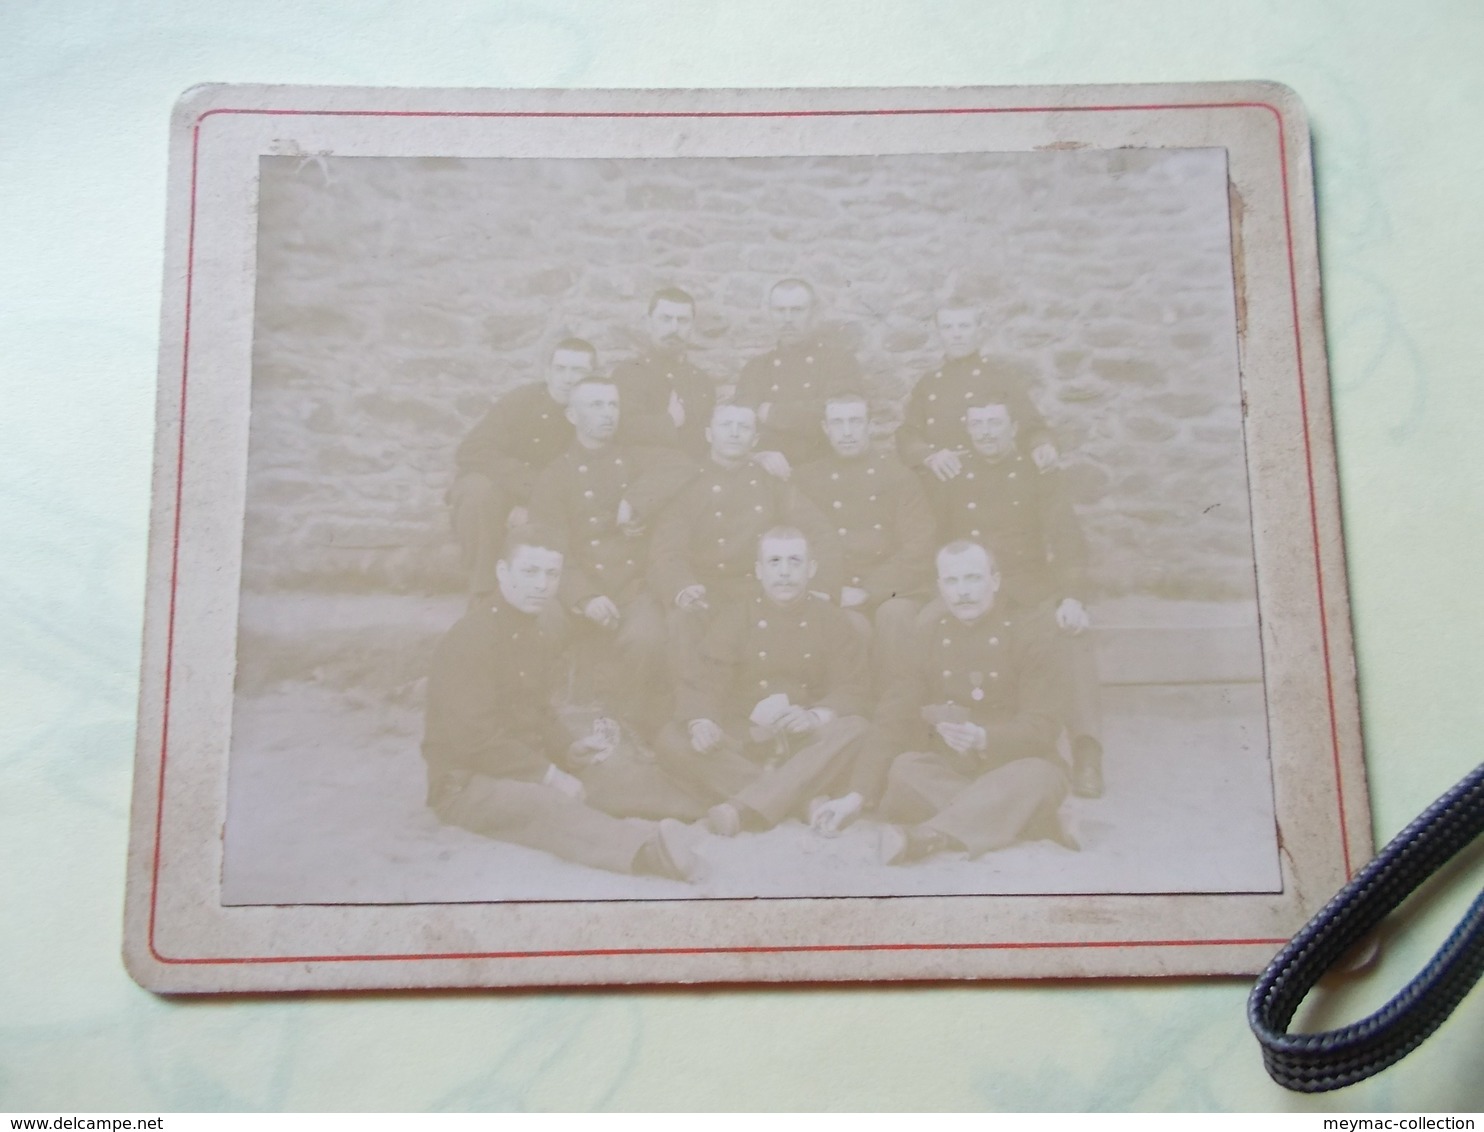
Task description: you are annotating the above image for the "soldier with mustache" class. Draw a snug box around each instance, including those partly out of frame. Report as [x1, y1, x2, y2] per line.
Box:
[611, 287, 718, 460]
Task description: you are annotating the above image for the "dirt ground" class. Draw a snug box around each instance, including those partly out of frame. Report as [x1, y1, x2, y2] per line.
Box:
[221, 595, 1279, 905]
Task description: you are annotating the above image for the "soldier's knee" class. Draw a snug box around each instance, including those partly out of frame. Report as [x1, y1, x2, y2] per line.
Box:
[821, 714, 870, 741]
[886, 749, 931, 787]
[654, 722, 691, 766]
[451, 473, 499, 508]
[874, 597, 921, 636]
[1016, 756, 1069, 806]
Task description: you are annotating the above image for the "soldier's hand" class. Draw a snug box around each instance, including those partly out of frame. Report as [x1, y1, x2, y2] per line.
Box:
[676, 584, 709, 612]
[840, 586, 869, 609]
[583, 595, 621, 628]
[753, 450, 791, 480]
[1055, 597, 1090, 635]
[758, 401, 773, 425]
[543, 763, 586, 801]
[924, 449, 963, 481]
[505, 505, 530, 529]
[1031, 442, 1059, 470]
[668, 389, 686, 428]
[615, 498, 645, 537]
[784, 708, 828, 735]
[568, 720, 618, 766]
[688, 718, 724, 754]
[936, 720, 987, 754]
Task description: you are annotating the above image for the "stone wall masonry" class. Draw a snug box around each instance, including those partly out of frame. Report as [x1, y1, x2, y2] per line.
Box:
[243, 148, 1257, 601]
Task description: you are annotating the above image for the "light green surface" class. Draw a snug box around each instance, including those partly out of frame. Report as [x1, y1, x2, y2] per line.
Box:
[3, 0, 1482, 1112]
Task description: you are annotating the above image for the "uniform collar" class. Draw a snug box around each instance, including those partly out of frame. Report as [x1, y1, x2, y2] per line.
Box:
[939, 605, 1010, 631]
[774, 336, 825, 359]
[754, 589, 817, 615]
[568, 438, 620, 460]
[964, 448, 1023, 473]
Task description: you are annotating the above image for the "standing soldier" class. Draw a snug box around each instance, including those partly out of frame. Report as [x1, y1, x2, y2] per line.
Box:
[875, 541, 1074, 864]
[657, 528, 878, 837]
[611, 287, 718, 459]
[450, 338, 598, 598]
[527, 378, 695, 728]
[735, 278, 863, 470]
[793, 391, 936, 675]
[422, 525, 707, 880]
[896, 301, 1057, 483]
[928, 396, 1104, 798]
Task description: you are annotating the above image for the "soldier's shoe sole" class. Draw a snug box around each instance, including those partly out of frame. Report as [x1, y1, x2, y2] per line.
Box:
[877, 824, 909, 866]
[808, 792, 864, 837]
[655, 818, 708, 883]
[1070, 764, 1105, 798]
[705, 803, 741, 838]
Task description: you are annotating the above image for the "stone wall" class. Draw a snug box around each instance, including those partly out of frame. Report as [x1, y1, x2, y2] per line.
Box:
[244, 148, 1255, 600]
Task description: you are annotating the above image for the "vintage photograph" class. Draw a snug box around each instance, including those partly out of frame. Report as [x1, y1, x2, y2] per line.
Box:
[220, 145, 1279, 905]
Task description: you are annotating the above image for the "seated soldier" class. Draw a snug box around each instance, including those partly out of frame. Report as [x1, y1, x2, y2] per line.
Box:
[875, 540, 1074, 864]
[927, 395, 1104, 797]
[655, 527, 878, 838]
[449, 338, 598, 598]
[527, 377, 694, 728]
[422, 524, 708, 880]
[648, 401, 840, 680]
[793, 390, 935, 679]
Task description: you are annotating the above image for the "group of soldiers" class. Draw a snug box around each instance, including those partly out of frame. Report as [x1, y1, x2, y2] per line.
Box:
[421, 279, 1103, 882]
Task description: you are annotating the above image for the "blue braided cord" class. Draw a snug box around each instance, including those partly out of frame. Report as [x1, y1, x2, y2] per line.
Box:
[1248, 761, 1484, 1092]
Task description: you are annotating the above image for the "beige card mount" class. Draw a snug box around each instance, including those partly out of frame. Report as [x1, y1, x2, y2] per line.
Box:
[124, 82, 1369, 992]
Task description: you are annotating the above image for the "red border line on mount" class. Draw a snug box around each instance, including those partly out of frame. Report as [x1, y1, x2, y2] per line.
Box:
[149, 98, 1345, 968]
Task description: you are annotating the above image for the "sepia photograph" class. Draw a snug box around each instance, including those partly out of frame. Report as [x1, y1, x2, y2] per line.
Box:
[220, 145, 1278, 904]
[124, 85, 1367, 989]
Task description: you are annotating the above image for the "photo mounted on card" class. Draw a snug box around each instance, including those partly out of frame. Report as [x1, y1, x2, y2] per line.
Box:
[124, 82, 1369, 992]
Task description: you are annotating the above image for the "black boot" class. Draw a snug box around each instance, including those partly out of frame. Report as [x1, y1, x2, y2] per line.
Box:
[1070, 736, 1104, 799]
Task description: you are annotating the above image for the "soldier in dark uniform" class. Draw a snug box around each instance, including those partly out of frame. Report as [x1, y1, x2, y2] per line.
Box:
[648, 402, 841, 678]
[656, 527, 878, 837]
[793, 391, 936, 680]
[422, 525, 707, 880]
[928, 396, 1104, 797]
[449, 338, 598, 597]
[875, 540, 1073, 864]
[896, 301, 1057, 484]
[611, 287, 718, 460]
[527, 378, 696, 728]
[734, 278, 862, 470]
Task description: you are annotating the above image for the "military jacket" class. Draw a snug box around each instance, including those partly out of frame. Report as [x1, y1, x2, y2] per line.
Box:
[734, 337, 861, 466]
[793, 451, 936, 606]
[528, 442, 696, 608]
[454, 383, 573, 499]
[929, 450, 1088, 608]
[611, 351, 718, 459]
[896, 353, 1053, 468]
[878, 601, 1061, 767]
[648, 461, 842, 604]
[422, 601, 569, 784]
[680, 591, 871, 726]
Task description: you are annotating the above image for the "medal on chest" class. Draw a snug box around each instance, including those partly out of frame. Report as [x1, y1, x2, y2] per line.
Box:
[970, 671, 985, 701]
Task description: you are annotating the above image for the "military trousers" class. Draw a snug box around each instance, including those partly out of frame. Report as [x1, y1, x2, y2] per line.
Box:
[655, 715, 875, 828]
[448, 472, 516, 595]
[576, 744, 709, 823]
[842, 596, 925, 689]
[879, 750, 1067, 857]
[432, 772, 655, 875]
[570, 594, 671, 729]
[1013, 598, 1104, 746]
